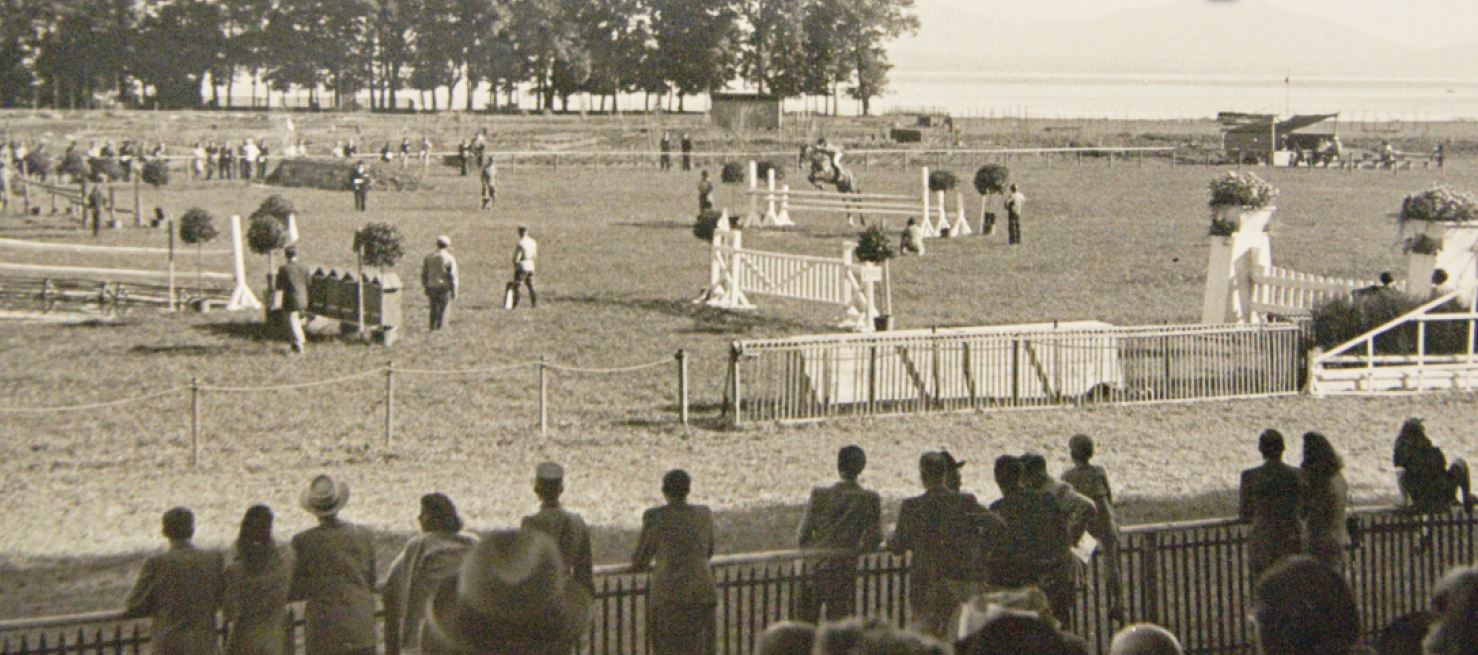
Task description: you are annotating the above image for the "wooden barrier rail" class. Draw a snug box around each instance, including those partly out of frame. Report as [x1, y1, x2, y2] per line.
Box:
[701, 229, 882, 332]
[1249, 265, 1380, 319]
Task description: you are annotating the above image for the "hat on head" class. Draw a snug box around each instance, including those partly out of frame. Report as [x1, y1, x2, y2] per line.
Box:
[299, 474, 350, 517]
[535, 462, 564, 482]
[283, 245, 298, 258]
[424, 529, 593, 654]
[436, 235, 450, 248]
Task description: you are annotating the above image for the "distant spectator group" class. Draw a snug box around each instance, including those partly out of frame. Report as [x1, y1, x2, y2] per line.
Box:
[118, 418, 1476, 655]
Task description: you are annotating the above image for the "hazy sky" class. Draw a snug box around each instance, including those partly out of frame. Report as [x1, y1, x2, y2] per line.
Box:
[922, 0, 1478, 49]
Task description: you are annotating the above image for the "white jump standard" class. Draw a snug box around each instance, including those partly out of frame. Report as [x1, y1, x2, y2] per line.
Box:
[742, 161, 969, 236]
[700, 226, 883, 332]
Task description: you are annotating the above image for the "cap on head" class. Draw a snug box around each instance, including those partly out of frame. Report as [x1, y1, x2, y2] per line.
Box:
[536, 462, 564, 482]
[284, 245, 298, 258]
[517, 225, 528, 235]
[436, 235, 451, 248]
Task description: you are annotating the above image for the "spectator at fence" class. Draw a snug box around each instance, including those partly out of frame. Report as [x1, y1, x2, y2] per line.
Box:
[1374, 612, 1436, 655]
[756, 621, 816, 655]
[796, 445, 883, 622]
[399, 138, 411, 169]
[123, 507, 225, 655]
[290, 474, 377, 655]
[223, 505, 291, 655]
[955, 609, 1087, 655]
[480, 159, 496, 209]
[1353, 272, 1396, 299]
[520, 462, 594, 594]
[383, 493, 476, 655]
[890, 451, 991, 640]
[349, 162, 371, 212]
[421, 236, 458, 331]
[472, 132, 486, 168]
[424, 528, 593, 655]
[86, 178, 107, 236]
[1394, 417, 1475, 514]
[1298, 432, 1349, 572]
[1061, 434, 1124, 620]
[1432, 269, 1454, 297]
[1240, 429, 1304, 582]
[989, 455, 1064, 592]
[1425, 566, 1478, 655]
[1108, 623, 1183, 655]
[220, 142, 235, 180]
[241, 139, 259, 180]
[1251, 555, 1359, 655]
[697, 170, 714, 213]
[1021, 453, 1093, 627]
[1006, 184, 1025, 246]
[633, 469, 717, 655]
[659, 132, 672, 171]
[681, 133, 693, 171]
[510, 225, 538, 309]
[814, 617, 950, 655]
[275, 245, 309, 354]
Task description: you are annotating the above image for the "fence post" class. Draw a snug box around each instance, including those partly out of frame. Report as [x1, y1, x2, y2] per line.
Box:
[108, 186, 118, 228]
[539, 356, 548, 434]
[676, 349, 689, 426]
[190, 377, 201, 468]
[730, 342, 743, 423]
[1140, 532, 1161, 624]
[133, 174, 142, 227]
[20, 160, 31, 214]
[384, 360, 395, 446]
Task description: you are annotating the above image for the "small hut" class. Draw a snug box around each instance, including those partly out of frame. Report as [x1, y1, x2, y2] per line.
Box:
[1220, 113, 1340, 165]
[710, 93, 782, 130]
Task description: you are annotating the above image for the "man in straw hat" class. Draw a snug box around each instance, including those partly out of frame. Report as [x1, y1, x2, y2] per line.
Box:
[421, 236, 458, 331]
[123, 507, 225, 655]
[521, 462, 593, 594]
[289, 474, 377, 655]
[424, 528, 593, 655]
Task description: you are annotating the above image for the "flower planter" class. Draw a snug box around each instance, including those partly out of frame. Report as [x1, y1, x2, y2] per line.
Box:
[1202, 207, 1276, 324]
[1400, 220, 1478, 297]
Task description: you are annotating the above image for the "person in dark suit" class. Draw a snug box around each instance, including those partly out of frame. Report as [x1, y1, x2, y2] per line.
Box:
[659, 132, 672, 171]
[275, 245, 309, 354]
[632, 469, 717, 655]
[989, 455, 1071, 625]
[889, 451, 992, 640]
[795, 445, 883, 622]
[1239, 429, 1304, 582]
[124, 507, 225, 655]
[680, 133, 693, 171]
[521, 462, 594, 595]
[348, 162, 370, 212]
[290, 475, 377, 655]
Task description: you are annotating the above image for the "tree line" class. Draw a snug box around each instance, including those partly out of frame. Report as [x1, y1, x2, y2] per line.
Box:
[0, 0, 918, 116]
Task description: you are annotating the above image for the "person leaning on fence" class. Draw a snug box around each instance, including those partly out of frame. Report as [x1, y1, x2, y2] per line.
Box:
[1353, 271, 1396, 299]
[795, 445, 883, 623]
[275, 245, 309, 354]
[509, 225, 538, 309]
[632, 469, 718, 655]
[1005, 183, 1025, 245]
[383, 493, 477, 655]
[520, 462, 594, 595]
[1298, 432, 1350, 573]
[123, 507, 225, 655]
[223, 505, 292, 655]
[479, 159, 497, 209]
[889, 451, 992, 641]
[423, 528, 593, 655]
[422, 236, 458, 331]
[87, 178, 108, 236]
[1393, 417, 1475, 514]
[1239, 429, 1305, 583]
[1251, 555, 1359, 655]
[1060, 434, 1125, 621]
[697, 169, 715, 213]
[1021, 453, 1095, 628]
[290, 474, 378, 655]
[349, 161, 371, 212]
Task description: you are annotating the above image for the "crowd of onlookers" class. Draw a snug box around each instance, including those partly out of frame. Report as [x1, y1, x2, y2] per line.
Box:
[108, 416, 1478, 655]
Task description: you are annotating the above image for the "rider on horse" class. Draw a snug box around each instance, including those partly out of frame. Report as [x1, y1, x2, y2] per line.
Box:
[803, 138, 866, 224]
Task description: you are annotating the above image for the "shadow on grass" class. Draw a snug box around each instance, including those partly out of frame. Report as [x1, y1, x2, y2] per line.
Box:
[553, 293, 817, 335]
[198, 320, 280, 343]
[612, 220, 691, 231]
[130, 343, 232, 356]
[64, 318, 136, 329]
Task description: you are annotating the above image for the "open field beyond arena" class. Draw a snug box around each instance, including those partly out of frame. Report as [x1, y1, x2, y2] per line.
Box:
[3, 112, 1478, 617]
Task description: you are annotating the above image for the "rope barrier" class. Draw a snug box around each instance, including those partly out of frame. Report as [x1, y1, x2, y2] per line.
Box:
[393, 361, 538, 377]
[544, 359, 670, 374]
[0, 386, 187, 413]
[198, 368, 383, 392]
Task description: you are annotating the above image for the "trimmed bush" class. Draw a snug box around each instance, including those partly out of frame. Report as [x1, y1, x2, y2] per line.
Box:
[1312, 292, 1469, 355]
[90, 157, 124, 181]
[854, 224, 895, 263]
[928, 170, 959, 192]
[251, 195, 296, 224]
[1399, 186, 1478, 224]
[141, 159, 170, 188]
[720, 161, 745, 184]
[1208, 171, 1277, 210]
[693, 209, 736, 242]
[755, 160, 784, 182]
[354, 222, 405, 269]
[973, 164, 1010, 196]
[246, 214, 287, 255]
[179, 208, 218, 245]
[890, 128, 922, 143]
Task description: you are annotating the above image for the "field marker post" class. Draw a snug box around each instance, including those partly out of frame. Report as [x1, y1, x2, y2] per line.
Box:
[384, 360, 395, 447]
[19, 160, 30, 214]
[133, 175, 142, 227]
[108, 185, 118, 229]
[190, 377, 201, 468]
[676, 349, 689, 426]
[538, 356, 548, 434]
[167, 219, 176, 311]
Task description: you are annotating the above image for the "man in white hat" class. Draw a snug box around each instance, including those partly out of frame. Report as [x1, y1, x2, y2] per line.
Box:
[289, 474, 377, 655]
[520, 462, 593, 594]
[421, 235, 458, 331]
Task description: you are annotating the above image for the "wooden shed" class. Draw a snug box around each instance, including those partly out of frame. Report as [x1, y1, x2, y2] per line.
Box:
[1221, 113, 1339, 164]
[710, 93, 782, 130]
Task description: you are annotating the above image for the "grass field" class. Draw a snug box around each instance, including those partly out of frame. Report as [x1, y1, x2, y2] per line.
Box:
[3, 111, 1478, 617]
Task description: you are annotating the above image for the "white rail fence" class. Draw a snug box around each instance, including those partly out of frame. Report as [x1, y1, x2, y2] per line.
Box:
[1310, 286, 1478, 394]
[1248, 265, 1386, 320]
[700, 229, 882, 332]
[743, 162, 968, 236]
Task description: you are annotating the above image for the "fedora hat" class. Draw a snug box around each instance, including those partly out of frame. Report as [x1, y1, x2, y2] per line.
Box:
[425, 529, 592, 655]
[299, 474, 350, 517]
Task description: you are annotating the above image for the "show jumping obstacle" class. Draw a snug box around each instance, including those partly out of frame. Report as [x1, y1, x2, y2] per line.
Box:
[700, 222, 883, 332]
[743, 161, 969, 236]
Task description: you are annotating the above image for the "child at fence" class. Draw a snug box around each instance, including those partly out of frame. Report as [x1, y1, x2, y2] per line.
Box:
[1060, 434, 1124, 621]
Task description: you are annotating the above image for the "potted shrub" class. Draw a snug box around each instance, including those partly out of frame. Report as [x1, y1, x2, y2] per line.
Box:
[1208, 171, 1277, 236]
[719, 161, 745, 184]
[693, 208, 735, 242]
[854, 224, 895, 330]
[352, 222, 405, 335]
[179, 208, 218, 296]
[1397, 185, 1478, 296]
[141, 159, 170, 188]
[755, 160, 784, 182]
[973, 164, 1010, 235]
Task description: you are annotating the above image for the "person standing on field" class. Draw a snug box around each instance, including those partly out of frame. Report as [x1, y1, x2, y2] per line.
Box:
[511, 225, 538, 309]
[276, 245, 309, 354]
[1005, 183, 1025, 245]
[680, 133, 693, 171]
[659, 132, 672, 170]
[421, 236, 458, 331]
[697, 170, 714, 213]
[349, 162, 370, 212]
[479, 159, 496, 209]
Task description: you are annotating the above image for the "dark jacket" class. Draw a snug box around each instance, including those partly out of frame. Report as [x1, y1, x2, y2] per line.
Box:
[522, 503, 594, 594]
[1239, 460, 1304, 573]
[124, 543, 226, 655]
[797, 480, 883, 559]
[989, 491, 1068, 587]
[289, 520, 377, 655]
[633, 502, 717, 608]
[275, 261, 309, 313]
[890, 488, 989, 607]
[222, 545, 291, 655]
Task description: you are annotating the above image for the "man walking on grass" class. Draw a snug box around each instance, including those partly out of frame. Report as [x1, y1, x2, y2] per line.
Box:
[349, 162, 370, 212]
[510, 225, 538, 309]
[421, 236, 458, 331]
[1005, 183, 1025, 245]
[276, 245, 309, 354]
[480, 159, 497, 209]
[697, 170, 714, 214]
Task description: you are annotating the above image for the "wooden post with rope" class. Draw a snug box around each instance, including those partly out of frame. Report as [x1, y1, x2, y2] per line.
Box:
[384, 360, 395, 446]
[190, 377, 201, 468]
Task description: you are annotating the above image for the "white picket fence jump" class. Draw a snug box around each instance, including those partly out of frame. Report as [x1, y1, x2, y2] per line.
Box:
[743, 162, 970, 237]
[1310, 285, 1478, 394]
[700, 228, 882, 332]
[1248, 265, 1386, 319]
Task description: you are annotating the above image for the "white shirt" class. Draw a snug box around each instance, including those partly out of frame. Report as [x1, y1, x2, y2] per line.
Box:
[515, 236, 538, 272]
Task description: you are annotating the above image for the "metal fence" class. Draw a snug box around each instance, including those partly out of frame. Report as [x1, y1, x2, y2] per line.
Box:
[3, 507, 1473, 655]
[728, 322, 1303, 424]
[2, 508, 1478, 655]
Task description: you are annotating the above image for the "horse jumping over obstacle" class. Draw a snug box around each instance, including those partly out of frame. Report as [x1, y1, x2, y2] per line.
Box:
[744, 162, 970, 238]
